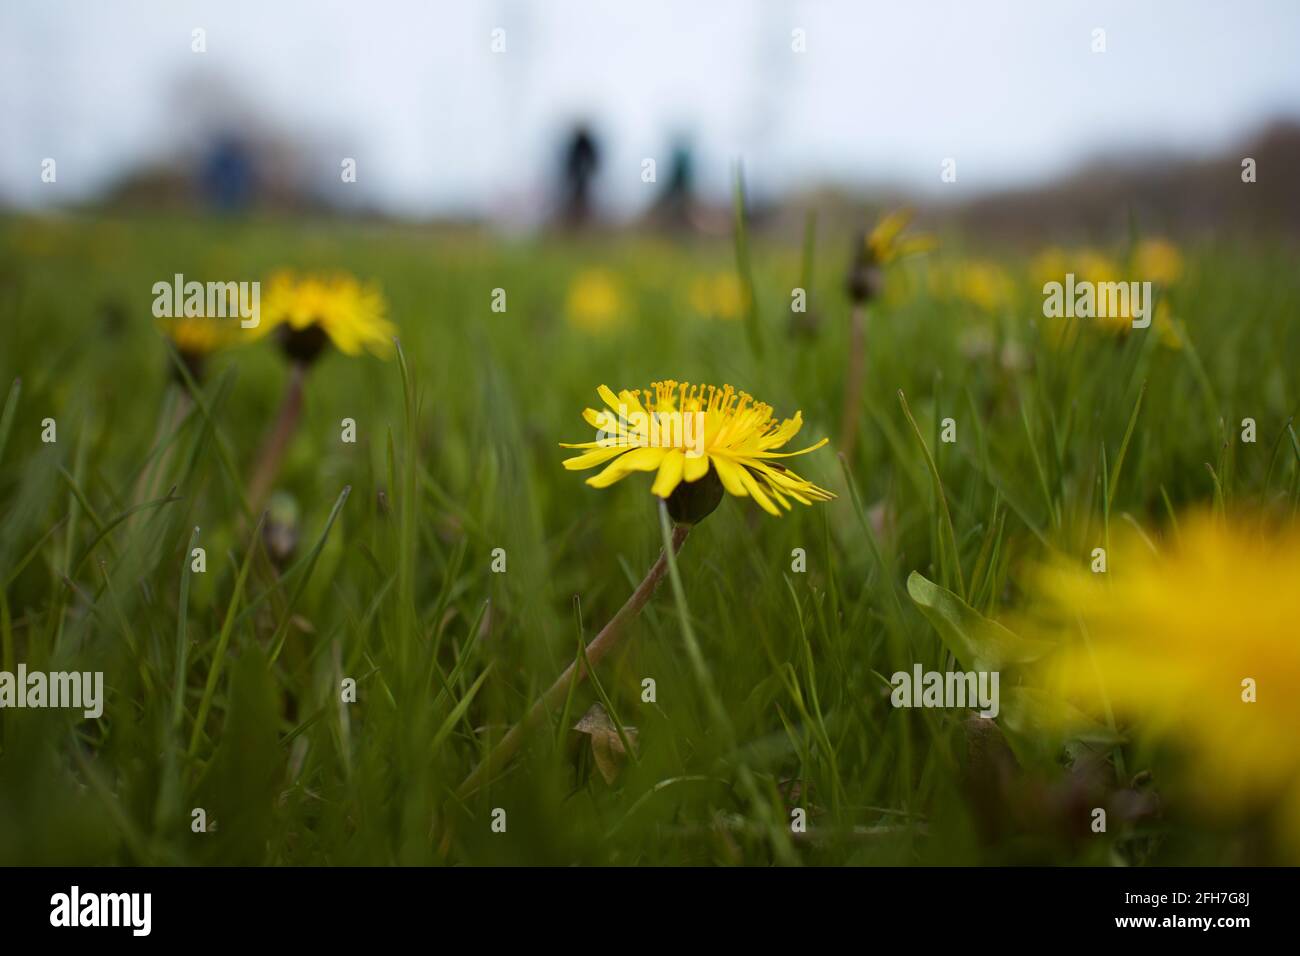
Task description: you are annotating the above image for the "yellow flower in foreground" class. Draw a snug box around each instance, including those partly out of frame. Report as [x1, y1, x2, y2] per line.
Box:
[561, 381, 835, 517]
[260, 271, 395, 358]
[1029, 515, 1300, 853]
[565, 268, 626, 332]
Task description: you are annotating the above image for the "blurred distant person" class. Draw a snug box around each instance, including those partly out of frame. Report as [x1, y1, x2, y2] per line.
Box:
[200, 132, 256, 212]
[559, 124, 600, 228]
[646, 137, 696, 232]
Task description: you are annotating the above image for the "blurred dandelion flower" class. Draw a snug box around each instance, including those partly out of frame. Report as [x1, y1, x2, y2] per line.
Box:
[687, 271, 748, 320]
[865, 209, 935, 265]
[260, 270, 395, 361]
[1075, 250, 1134, 334]
[937, 258, 1017, 313]
[1029, 514, 1300, 856]
[1030, 246, 1070, 287]
[245, 271, 393, 516]
[1133, 240, 1185, 348]
[565, 268, 626, 332]
[562, 380, 834, 520]
[1133, 237, 1184, 286]
[840, 210, 934, 459]
[1038, 246, 1183, 347]
[156, 315, 239, 362]
[156, 281, 259, 381]
[846, 209, 935, 306]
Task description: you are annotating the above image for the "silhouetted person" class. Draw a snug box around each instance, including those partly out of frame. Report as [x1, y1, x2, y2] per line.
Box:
[200, 133, 255, 212]
[647, 138, 696, 232]
[560, 125, 600, 228]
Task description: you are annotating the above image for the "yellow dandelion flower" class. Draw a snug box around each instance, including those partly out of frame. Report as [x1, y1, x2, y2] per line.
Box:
[1037, 245, 1183, 349]
[1133, 237, 1183, 286]
[156, 315, 243, 358]
[942, 258, 1016, 313]
[565, 268, 625, 332]
[259, 270, 395, 360]
[1028, 515, 1300, 856]
[1076, 248, 1123, 287]
[865, 209, 935, 265]
[848, 210, 935, 305]
[155, 282, 261, 376]
[688, 272, 748, 320]
[561, 381, 835, 519]
[1030, 246, 1070, 287]
[1131, 240, 1184, 348]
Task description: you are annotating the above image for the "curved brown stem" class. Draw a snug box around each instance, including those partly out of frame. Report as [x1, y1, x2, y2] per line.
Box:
[246, 360, 307, 520]
[456, 523, 691, 799]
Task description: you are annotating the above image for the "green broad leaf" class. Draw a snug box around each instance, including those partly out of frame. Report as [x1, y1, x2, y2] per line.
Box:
[906, 571, 1050, 671]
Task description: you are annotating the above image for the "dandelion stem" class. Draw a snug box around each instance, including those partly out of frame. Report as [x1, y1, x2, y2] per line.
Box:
[839, 303, 867, 460]
[246, 360, 307, 518]
[456, 522, 690, 798]
[654, 500, 800, 865]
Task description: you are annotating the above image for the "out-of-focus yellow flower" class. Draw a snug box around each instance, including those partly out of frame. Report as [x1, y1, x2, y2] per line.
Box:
[1132, 240, 1184, 347]
[1028, 514, 1300, 858]
[155, 282, 261, 370]
[1035, 244, 1186, 350]
[688, 272, 748, 320]
[1075, 249, 1123, 287]
[561, 381, 834, 518]
[845, 210, 935, 305]
[940, 259, 1016, 313]
[156, 315, 244, 358]
[1133, 238, 1183, 286]
[865, 209, 935, 265]
[1030, 246, 1070, 287]
[565, 268, 626, 332]
[260, 271, 395, 359]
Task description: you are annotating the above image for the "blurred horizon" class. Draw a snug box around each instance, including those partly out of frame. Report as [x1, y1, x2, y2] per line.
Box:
[4, 0, 1300, 226]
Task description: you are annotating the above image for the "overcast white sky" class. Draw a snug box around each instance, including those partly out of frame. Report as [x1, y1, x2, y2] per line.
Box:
[2, 0, 1298, 218]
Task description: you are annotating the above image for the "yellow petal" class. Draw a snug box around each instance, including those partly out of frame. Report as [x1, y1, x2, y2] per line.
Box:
[753, 437, 830, 459]
[650, 449, 686, 498]
[736, 465, 781, 516]
[563, 445, 634, 470]
[585, 446, 666, 488]
[683, 451, 710, 482]
[711, 455, 749, 498]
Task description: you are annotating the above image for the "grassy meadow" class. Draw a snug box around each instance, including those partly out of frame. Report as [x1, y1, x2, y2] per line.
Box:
[1, 211, 1298, 866]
